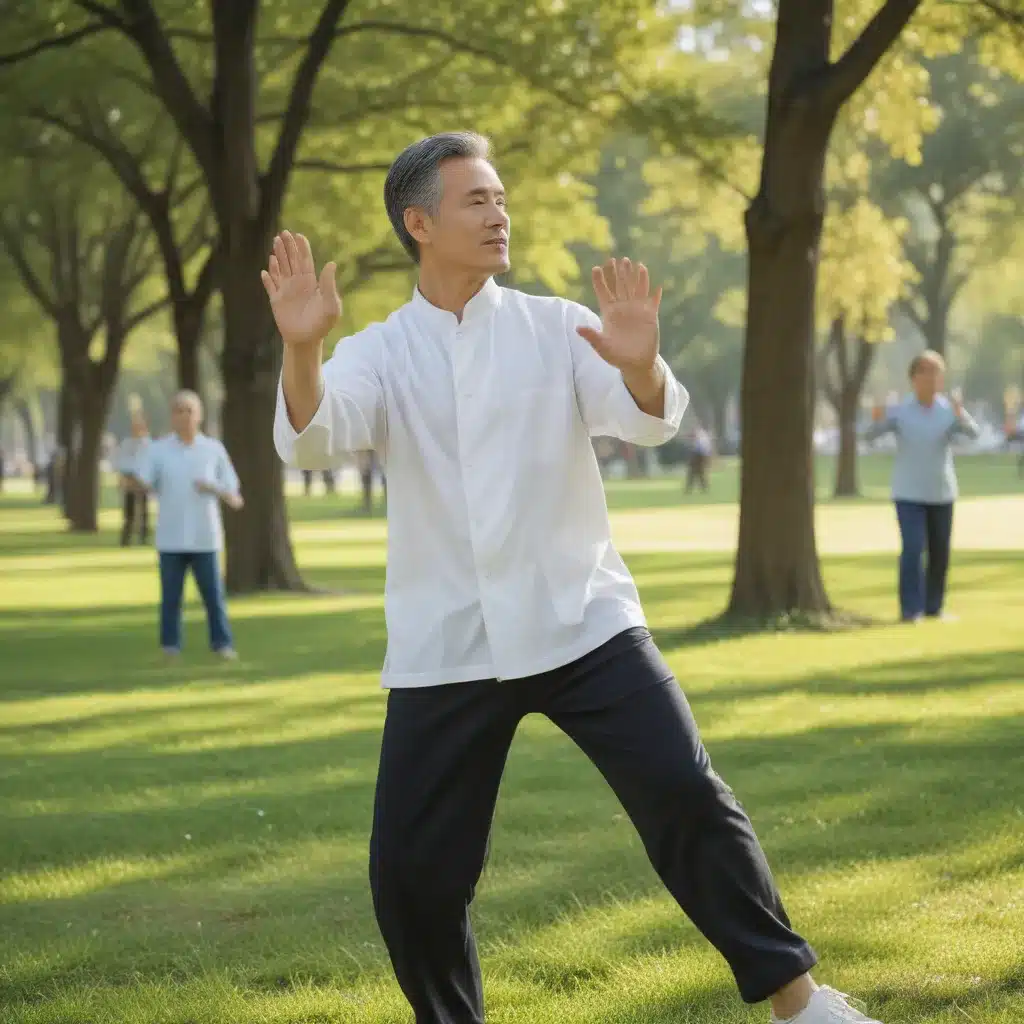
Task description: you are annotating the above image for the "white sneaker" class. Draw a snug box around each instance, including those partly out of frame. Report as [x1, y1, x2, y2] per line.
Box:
[214, 647, 238, 660]
[771, 986, 882, 1024]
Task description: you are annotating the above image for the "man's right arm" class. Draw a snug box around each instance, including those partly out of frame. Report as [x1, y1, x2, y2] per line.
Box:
[273, 329, 385, 470]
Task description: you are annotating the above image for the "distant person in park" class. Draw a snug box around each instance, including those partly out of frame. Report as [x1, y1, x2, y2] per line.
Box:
[1010, 410, 1024, 478]
[267, 132, 882, 1024]
[114, 410, 151, 546]
[301, 467, 336, 496]
[864, 350, 980, 623]
[129, 390, 243, 659]
[357, 450, 385, 514]
[685, 422, 713, 493]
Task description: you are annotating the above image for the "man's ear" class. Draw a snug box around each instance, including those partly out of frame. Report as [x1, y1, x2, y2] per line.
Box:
[404, 207, 431, 247]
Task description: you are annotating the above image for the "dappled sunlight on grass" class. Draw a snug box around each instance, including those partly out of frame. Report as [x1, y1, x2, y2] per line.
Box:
[1, 474, 1022, 1023]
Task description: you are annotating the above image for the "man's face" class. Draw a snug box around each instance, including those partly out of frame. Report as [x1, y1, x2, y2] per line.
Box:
[912, 363, 943, 404]
[414, 157, 510, 274]
[171, 396, 201, 437]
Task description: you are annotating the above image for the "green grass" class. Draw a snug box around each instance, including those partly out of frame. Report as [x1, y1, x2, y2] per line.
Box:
[1, 456, 1022, 1023]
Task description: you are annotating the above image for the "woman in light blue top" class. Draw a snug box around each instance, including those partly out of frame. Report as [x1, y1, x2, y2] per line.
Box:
[864, 350, 980, 622]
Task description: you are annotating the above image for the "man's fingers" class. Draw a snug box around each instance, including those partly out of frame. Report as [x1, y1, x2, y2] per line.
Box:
[621, 257, 636, 299]
[296, 233, 316, 275]
[282, 231, 301, 275]
[268, 254, 282, 287]
[636, 262, 650, 299]
[602, 258, 619, 299]
[260, 270, 278, 300]
[651, 284, 663, 311]
[319, 261, 342, 314]
[592, 264, 615, 306]
[273, 235, 292, 277]
[615, 257, 630, 299]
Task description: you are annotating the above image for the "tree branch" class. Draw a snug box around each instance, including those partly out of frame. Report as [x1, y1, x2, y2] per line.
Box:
[71, 1, 125, 26]
[0, 220, 57, 317]
[976, 0, 1024, 31]
[0, 22, 109, 67]
[822, 0, 924, 111]
[262, 0, 354, 224]
[125, 295, 170, 332]
[293, 159, 392, 174]
[117, 0, 216, 180]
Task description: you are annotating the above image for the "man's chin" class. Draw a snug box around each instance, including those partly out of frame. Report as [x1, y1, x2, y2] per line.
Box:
[488, 252, 512, 274]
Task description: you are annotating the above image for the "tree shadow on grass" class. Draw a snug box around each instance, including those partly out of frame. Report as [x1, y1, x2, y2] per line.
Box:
[0, 600, 389, 699]
[2, 704, 1022, 1004]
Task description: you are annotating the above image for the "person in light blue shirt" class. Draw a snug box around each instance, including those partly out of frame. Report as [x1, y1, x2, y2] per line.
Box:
[864, 350, 980, 622]
[132, 390, 244, 658]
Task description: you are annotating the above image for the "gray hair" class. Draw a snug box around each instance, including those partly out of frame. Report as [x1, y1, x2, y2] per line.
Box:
[384, 132, 492, 262]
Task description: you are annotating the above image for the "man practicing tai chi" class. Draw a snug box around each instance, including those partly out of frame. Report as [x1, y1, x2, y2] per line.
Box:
[268, 132, 881, 1024]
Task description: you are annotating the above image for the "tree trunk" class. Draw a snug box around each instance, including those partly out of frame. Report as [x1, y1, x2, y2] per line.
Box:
[833, 386, 860, 498]
[56, 378, 79, 515]
[174, 302, 204, 392]
[15, 397, 38, 471]
[923, 297, 951, 358]
[728, 6, 838, 620]
[219, 246, 304, 593]
[708, 387, 730, 452]
[732, 205, 831, 617]
[64, 389, 106, 532]
[822, 320, 878, 500]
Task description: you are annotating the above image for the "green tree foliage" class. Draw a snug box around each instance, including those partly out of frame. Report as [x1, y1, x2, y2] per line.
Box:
[876, 47, 1024, 355]
[1, 0, 718, 592]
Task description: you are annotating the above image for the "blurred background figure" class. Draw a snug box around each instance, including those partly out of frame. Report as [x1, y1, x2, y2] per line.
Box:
[685, 423, 713, 494]
[302, 467, 336, 496]
[863, 351, 980, 622]
[358, 450, 385, 514]
[130, 390, 243, 659]
[114, 406, 151, 546]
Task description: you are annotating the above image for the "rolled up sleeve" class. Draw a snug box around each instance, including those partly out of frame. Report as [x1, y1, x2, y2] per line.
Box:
[273, 328, 386, 470]
[566, 300, 688, 446]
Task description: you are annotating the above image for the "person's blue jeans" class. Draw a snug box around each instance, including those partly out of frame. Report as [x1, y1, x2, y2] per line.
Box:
[158, 551, 233, 652]
[894, 501, 954, 621]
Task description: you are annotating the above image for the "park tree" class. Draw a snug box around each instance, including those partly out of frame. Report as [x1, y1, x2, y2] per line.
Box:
[688, 0, 1024, 620]
[816, 135, 916, 498]
[581, 136, 746, 467]
[878, 48, 1024, 357]
[0, 144, 166, 530]
[1, 0, 702, 593]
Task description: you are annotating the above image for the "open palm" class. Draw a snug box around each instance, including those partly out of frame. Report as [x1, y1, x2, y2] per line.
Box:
[261, 230, 342, 347]
[576, 257, 662, 374]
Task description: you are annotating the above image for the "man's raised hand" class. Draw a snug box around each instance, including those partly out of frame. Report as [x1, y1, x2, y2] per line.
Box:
[576, 257, 662, 375]
[261, 231, 342, 347]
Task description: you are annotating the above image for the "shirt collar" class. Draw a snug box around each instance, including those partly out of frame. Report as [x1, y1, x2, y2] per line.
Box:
[410, 276, 502, 330]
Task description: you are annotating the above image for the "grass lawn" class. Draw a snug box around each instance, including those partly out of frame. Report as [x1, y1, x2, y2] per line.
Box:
[1, 455, 1022, 1023]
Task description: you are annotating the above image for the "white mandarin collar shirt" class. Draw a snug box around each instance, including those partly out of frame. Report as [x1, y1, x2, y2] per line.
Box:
[139, 433, 240, 553]
[274, 279, 688, 688]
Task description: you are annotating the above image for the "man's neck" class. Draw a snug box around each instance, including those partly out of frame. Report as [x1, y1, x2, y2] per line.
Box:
[176, 431, 198, 446]
[416, 265, 491, 323]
